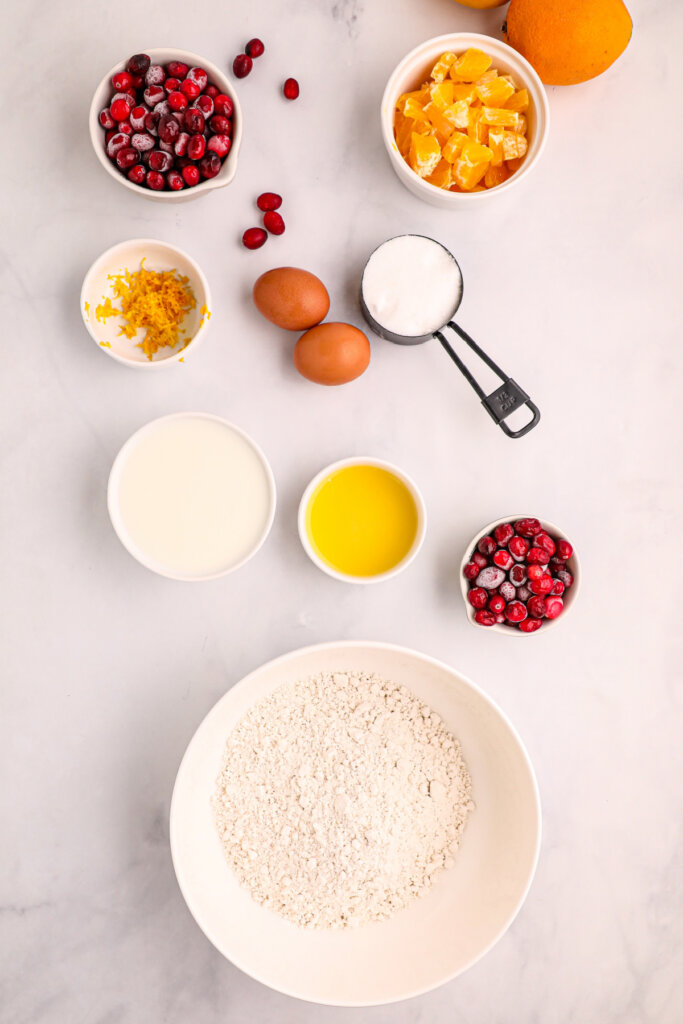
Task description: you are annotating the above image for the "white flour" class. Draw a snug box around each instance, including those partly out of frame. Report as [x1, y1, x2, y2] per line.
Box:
[212, 671, 474, 929]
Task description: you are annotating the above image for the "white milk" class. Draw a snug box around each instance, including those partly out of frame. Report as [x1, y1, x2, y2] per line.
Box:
[362, 235, 463, 337]
[113, 415, 274, 579]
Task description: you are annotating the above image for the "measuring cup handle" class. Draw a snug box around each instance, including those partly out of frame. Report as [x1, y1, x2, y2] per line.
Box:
[434, 322, 541, 438]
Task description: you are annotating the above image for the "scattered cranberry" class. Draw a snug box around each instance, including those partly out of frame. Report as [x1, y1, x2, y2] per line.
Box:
[145, 64, 166, 86]
[166, 60, 189, 78]
[233, 54, 253, 78]
[493, 522, 515, 546]
[505, 601, 527, 623]
[477, 535, 497, 556]
[208, 134, 231, 158]
[545, 598, 564, 619]
[514, 518, 542, 537]
[519, 618, 542, 633]
[199, 152, 222, 178]
[110, 97, 131, 121]
[283, 77, 300, 100]
[194, 94, 214, 118]
[242, 227, 268, 249]
[167, 90, 188, 112]
[127, 164, 146, 184]
[112, 70, 132, 92]
[184, 108, 205, 134]
[146, 170, 165, 190]
[527, 596, 547, 619]
[246, 38, 265, 58]
[508, 536, 529, 561]
[166, 170, 185, 191]
[99, 107, 115, 129]
[499, 581, 516, 603]
[257, 191, 282, 211]
[476, 567, 505, 590]
[127, 53, 151, 76]
[263, 210, 285, 234]
[474, 610, 496, 627]
[488, 595, 505, 614]
[182, 164, 200, 187]
[214, 94, 234, 118]
[187, 134, 206, 160]
[463, 562, 479, 581]
[509, 564, 527, 586]
[493, 549, 513, 571]
[472, 551, 488, 569]
[557, 540, 574, 560]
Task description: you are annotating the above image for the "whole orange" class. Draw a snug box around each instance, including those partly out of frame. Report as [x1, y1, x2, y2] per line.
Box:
[503, 0, 632, 85]
[453, 1, 508, 8]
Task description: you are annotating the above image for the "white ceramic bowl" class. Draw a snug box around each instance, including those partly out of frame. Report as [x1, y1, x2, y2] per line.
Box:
[460, 515, 581, 635]
[81, 238, 211, 368]
[170, 640, 541, 1005]
[297, 457, 427, 584]
[381, 33, 549, 208]
[89, 48, 242, 201]
[107, 413, 276, 581]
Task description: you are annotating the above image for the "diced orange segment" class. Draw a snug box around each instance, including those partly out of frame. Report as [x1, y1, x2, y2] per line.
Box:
[396, 89, 427, 113]
[449, 100, 470, 130]
[449, 48, 492, 83]
[426, 159, 452, 188]
[480, 107, 521, 128]
[475, 76, 516, 108]
[429, 81, 455, 110]
[423, 102, 456, 138]
[408, 132, 441, 178]
[402, 96, 427, 121]
[431, 52, 457, 82]
[487, 128, 505, 167]
[484, 164, 509, 188]
[501, 131, 528, 160]
[452, 83, 477, 103]
[466, 107, 488, 144]
[442, 131, 468, 163]
[515, 115, 527, 136]
[453, 140, 492, 190]
[505, 88, 529, 112]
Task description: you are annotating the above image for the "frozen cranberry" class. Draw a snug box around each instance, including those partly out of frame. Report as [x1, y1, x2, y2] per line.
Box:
[194, 94, 214, 118]
[174, 132, 190, 156]
[474, 610, 496, 627]
[233, 54, 253, 78]
[263, 210, 285, 234]
[508, 536, 529, 561]
[115, 146, 139, 170]
[529, 575, 553, 596]
[164, 77, 180, 94]
[207, 134, 231, 158]
[131, 132, 155, 152]
[99, 107, 115, 129]
[181, 164, 200, 187]
[166, 170, 185, 191]
[166, 60, 189, 78]
[111, 70, 132, 92]
[158, 114, 180, 144]
[488, 594, 505, 614]
[519, 618, 542, 633]
[105, 129, 115, 144]
[557, 539, 574, 561]
[127, 53, 151, 76]
[144, 111, 160, 135]
[180, 78, 201, 99]
[527, 564, 545, 581]
[472, 551, 488, 568]
[199, 152, 222, 178]
[187, 67, 208, 91]
[130, 104, 149, 130]
[127, 164, 146, 184]
[257, 191, 282, 211]
[148, 149, 172, 172]
[145, 64, 166, 86]
[130, 73, 144, 90]
[509, 564, 527, 586]
[493, 549, 513, 571]
[214, 94, 234, 118]
[475, 567, 505, 590]
[557, 569, 574, 588]
[534, 531, 556, 557]
[545, 598, 564, 620]
[516, 585, 531, 602]
[550, 579, 565, 596]
[245, 38, 265, 58]
[110, 97, 131, 122]
[493, 522, 514, 546]
[549, 557, 566, 576]
[505, 601, 527, 623]
[167, 90, 187, 112]
[514, 518, 542, 537]
[146, 170, 165, 190]
[158, 140, 173, 154]
[187, 134, 206, 160]
[283, 77, 300, 99]
[499, 581, 516, 603]
[527, 595, 547, 619]
[209, 114, 232, 135]
[477, 535, 497, 557]
[467, 588, 488, 610]
[242, 227, 268, 249]
[153, 100, 171, 119]
[205, 84, 219, 98]
[184, 108, 205, 134]
[463, 562, 479, 581]
[144, 85, 165, 107]
[527, 547, 549, 565]
[106, 132, 129, 158]
[117, 121, 132, 135]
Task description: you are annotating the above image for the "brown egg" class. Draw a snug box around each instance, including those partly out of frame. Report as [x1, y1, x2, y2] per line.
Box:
[253, 267, 330, 331]
[293, 322, 371, 386]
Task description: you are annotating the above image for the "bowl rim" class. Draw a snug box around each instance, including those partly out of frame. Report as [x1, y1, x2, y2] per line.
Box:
[169, 638, 543, 1006]
[459, 514, 582, 635]
[380, 31, 550, 204]
[89, 47, 242, 201]
[107, 411, 276, 580]
[80, 237, 212, 369]
[297, 456, 427, 584]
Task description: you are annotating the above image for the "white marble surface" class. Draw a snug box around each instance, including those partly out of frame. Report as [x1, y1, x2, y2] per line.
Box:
[2, 1, 682, 1020]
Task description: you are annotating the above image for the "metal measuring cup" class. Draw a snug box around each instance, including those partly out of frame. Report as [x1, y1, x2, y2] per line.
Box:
[360, 235, 540, 438]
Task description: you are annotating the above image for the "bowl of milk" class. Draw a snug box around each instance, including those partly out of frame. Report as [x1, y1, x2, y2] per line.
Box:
[107, 413, 276, 581]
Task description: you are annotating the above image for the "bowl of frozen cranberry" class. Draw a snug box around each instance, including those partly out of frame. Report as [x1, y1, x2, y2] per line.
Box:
[89, 49, 242, 200]
[460, 516, 581, 635]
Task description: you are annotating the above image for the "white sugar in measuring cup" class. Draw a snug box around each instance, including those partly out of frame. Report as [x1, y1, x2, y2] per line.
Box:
[360, 235, 540, 438]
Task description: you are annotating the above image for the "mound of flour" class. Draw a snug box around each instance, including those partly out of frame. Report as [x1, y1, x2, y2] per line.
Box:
[212, 671, 474, 929]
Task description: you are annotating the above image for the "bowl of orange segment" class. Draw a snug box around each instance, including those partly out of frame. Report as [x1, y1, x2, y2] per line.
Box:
[381, 33, 549, 206]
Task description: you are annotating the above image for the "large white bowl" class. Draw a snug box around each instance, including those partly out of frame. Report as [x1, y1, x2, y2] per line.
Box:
[170, 641, 541, 1005]
[381, 33, 549, 208]
[89, 48, 242, 202]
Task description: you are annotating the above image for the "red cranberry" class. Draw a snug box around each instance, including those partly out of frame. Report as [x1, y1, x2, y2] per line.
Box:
[174, 132, 190, 156]
[106, 132, 129, 158]
[180, 78, 201, 100]
[153, 100, 171, 119]
[158, 140, 173, 154]
[209, 114, 232, 134]
[206, 84, 219, 98]
[111, 70, 132, 91]
[514, 518, 542, 537]
[527, 595, 547, 619]
[242, 227, 268, 249]
[199, 152, 222, 178]
[534, 531, 556, 556]
[144, 111, 160, 135]
[263, 210, 285, 234]
[130, 74, 144, 90]
[472, 551, 488, 568]
[166, 60, 189, 78]
[516, 585, 531, 602]
[164, 77, 180, 94]
[557, 539, 573, 561]
[519, 618, 542, 633]
[148, 149, 172, 172]
[474, 610, 496, 627]
[127, 53, 151, 76]
[184, 108, 205, 134]
[187, 67, 209, 91]
[99, 107, 115, 129]
[187, 134, 206, 160]
[499, 581, 516, 603]
[146, 170, 165, 190]
[468, 587, 488, 609]
[475, 567, 505, 590]
[493, 549, 513, 571]
[207, 134, 231, 158]
[545, 598, 564, 619]
[529, 575, 553, 596]
[117, 120, 132, 135]
[233, 54, 253, 78]
[130, 105, 149, 130]
[182, 164, 200, 187]
[493, 522, 514, 545]
[509, 564, 527, 586]
[557, 569, 574, 588]
[131, 132, 155, 151]
[105, 129, 116, 144]
[166, 170, 185, 191]
[463, 562, 479, 581]
[496, 613, 506, 624]
[488, 594, 505, 614]
[505, 601, 527, 623]
[144, 85, 166, 107]
[527, 564, 545, 581]
[194, 94, 214, 117]
[214, 94, 234, 118]
[283, 77, 300, 100]
[110, 97, 131, 122]
[550, 579, 565, 596]
[549, 557, 566, 576]
[127, 164, 146, 184]
[158, 114, 180, 144]
[257, 191, 282, 211]
[115, 147, 139, 170]
[527, 547, 549, 565]
[477, 535, 497, 556]
[246, 38, 265, 58]
[167, 90, 188, 112]
[508, 536, 529, 561]
[145, 64, 166, 86]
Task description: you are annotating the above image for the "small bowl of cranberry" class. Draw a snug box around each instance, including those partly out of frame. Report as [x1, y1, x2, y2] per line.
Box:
[89, 49, 242, 200]
[460, 516, 581, 635]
